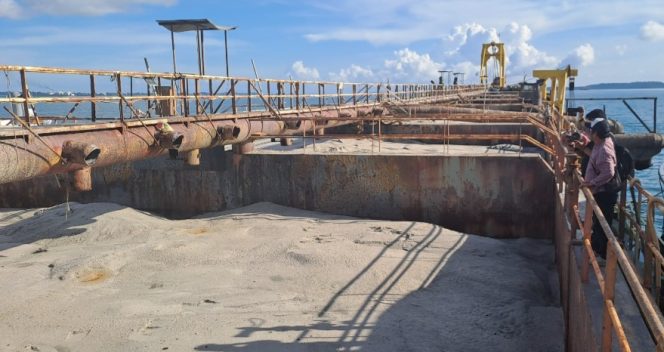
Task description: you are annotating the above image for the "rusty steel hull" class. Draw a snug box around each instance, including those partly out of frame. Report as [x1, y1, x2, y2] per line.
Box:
[614, 133, 664, 170]
[0, 148, 555, 238]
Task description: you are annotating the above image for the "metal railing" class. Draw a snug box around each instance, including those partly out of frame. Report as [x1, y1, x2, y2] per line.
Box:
[548, 106, 664, 351]
[567, 97, 658, 133]
[618, 178, 664, 310]
[0, 65, 484, 125]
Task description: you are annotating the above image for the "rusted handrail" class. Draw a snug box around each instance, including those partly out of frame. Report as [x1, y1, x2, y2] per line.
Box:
[618, 177, 664, 309]
[0, 64, 485, 126]
[547, 105, 664, 351]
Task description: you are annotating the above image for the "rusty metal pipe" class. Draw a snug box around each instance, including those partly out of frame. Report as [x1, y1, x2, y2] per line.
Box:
[0, 112, 361, 185]
[185, 149, 201, 166]
[61, 141, 101, 166]
[71, 167, 92, 192]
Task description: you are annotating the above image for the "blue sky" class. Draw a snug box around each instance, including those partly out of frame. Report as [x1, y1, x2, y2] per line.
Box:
[1, 0, 663, 90]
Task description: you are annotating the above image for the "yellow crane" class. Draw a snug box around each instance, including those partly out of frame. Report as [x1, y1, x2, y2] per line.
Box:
[533, 66, 578, 115]
[479, 42, 506, 88]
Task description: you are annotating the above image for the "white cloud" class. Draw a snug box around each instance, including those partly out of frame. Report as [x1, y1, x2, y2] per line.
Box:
[615, 44, 627, 56]
[303, 0, 664, 45]
[362, 22, 595, 84]
[559, 43, 595, 68]
[384, 48, 443, 81]
[450, 61, 480, 83]
[641, 20, 664, 41]
[329, 64, 374, 82]
[445, 23, 499, 60]
[0, 0, 175, 18]
[290, 61, 320, 80]
[333, 22, 593, 84]
[500, 22, 558, 73]
[443, 22, 558, 81]
[0, 0, 22, 19]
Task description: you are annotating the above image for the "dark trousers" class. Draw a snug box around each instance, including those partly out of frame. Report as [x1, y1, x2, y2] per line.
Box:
[591, 190, 618, 259]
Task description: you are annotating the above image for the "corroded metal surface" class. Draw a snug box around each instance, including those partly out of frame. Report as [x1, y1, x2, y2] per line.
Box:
[377, 122, 543, 145]
[554, 195, 597, 352]
[0, 149, 555, 238]
[0, 110, 372, 185]
[614, 133, 664, 170]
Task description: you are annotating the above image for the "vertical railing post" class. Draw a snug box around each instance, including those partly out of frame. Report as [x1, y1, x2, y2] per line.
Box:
[195, 78, 201, 115]
[654, 97, 658, 133]
[289, 82, 293, 110]
[183, 77, 189, 116]
[296, 82, 300, 110]
[377, 84, 381, 103]
[90, 74, 97, 122]
[209, 78, 214, 114]
[19, 68, 30, 124]
[231, 79, 237, 114]
[644, 201, 657, 293]
[116, 73, 124, 122]
[266, 81, 272, 108]
[365, 84, 369, 104]
[352, 84, 357, 107]
[386, 84, 391, 103]
[247, 80, 252, 112]
[601, 244, 618, 352]
[581, 197, 593, 283]
[301, 83, 306, 109]
[619, 181, 627, 245]
[337, 83, 342, 106]
[565, 154, 580, 232]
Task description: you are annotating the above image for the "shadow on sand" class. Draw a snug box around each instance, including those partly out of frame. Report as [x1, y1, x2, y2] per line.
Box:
[194, 221, 562, 352]
[0, 202, 165, 252]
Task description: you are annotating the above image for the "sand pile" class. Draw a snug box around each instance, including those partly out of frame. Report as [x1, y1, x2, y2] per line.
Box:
[252, 138, 535, 156]
[0, 202, 563, 351]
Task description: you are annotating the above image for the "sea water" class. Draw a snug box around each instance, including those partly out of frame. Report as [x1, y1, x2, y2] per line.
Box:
[569, 88, 664, 235]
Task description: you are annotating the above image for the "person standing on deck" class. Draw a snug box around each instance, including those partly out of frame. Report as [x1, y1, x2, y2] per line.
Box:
[572, 108, 604, 176]
[581, 118, 617, 259]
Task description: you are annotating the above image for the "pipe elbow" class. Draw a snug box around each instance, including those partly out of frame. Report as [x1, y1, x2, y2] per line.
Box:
[62, 141, 101, 166]
[156, 131, 184, 150]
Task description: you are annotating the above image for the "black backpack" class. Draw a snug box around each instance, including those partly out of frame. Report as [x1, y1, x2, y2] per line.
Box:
[615, 144, 635, 181]
[606, 142, 635, 192]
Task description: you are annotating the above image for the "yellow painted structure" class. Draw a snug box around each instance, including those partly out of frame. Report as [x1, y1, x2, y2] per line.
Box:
[532, 66, 578, 114]
[479, 42, 506, 88]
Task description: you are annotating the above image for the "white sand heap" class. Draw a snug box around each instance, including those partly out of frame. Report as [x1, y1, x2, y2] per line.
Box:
[251, 138, 534, 156]
[0, 202, 563, 352]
